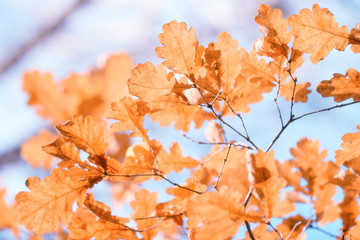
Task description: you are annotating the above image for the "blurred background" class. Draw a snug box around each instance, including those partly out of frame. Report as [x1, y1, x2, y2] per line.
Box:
[1, 0, 360, 239]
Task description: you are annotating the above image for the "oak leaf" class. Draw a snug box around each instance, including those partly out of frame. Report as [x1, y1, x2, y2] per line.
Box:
[335, 125, 360, 167]
[68, 207, 138, 240]
[289, 4, 350, 64]
[0, 186, 18, 236]
[15, 168, 93, 234]
[280, 80, 311, 103]
[147, 94, 205, 132]
[23, 71, 72, 122]
[186, 186, 263, 240]
[255, 4, 291, 57]
[130, 189, 159, 240]
[223, 49, 275, 114]
[21, 130, 57, 169]
[128, 62, 176, 100]
[247, 150, 287, 219]
[107, 97, 151, 144]
[204, 120, 224, 143]
[155, 20, 199, 76]
[317, 68, 360, 102]
[215, 32, 242, 95]
[157, 142, 199, 174]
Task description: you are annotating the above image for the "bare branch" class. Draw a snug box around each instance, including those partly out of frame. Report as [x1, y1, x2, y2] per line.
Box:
[214, 144, 233, 190]
[267, 221, 283, 240]
[223, 99, 250, 138]
[182, 133, 253, 149]
[273, 79, 284, 127]
[309, 224, 341, 239]
[293, 100, 360, 121]
[0, 0, 91, 75]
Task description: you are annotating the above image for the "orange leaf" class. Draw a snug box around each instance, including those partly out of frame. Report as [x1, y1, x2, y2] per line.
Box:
[335, 125, 360, 166]
[130, 189, 159, 240]
[317, 68, 360, 102]
[155, 20, 199, 76]
[289, 4, 350, 64]
[128, 62, 176, 100]
[186, 186, 263, 240]
[147, 94, 201, 132]
[107, 97, 151, 144]
[21, 130, 57, 169]
[15, 168, 92, 234]
[68, 207, 138, 240]
[223, 49, 275, 114]
[215, 32, 242, 95]
[255, 4, 291, 57]
[280, 80, 311, 103]
[55, 115, 108, 164]
[23, 71, 72, 122]
[157, 142, 199, 174]
[0, 187, 18, 236]
[204, 120, 224, 143]
[247, 150, 286, 219]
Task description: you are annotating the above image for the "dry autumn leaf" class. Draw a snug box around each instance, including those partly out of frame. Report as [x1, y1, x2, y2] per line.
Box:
[15, 168, 95, 234]
[155, 20, 199, 76]
[289, 4, 350, 64]
[317, 68, 360, 102]
[21, 130, 57, 169]
[128, 62, 176, 100]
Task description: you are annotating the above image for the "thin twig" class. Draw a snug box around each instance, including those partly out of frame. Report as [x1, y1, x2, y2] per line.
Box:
[244, 186, 253, 208]
[244, 186, 255, 240]
[223, 99, 250, 138]
[293, 100, 360, 121]
[285, 221, 302, 240]
[191, 83, 259, 150]
[0, 0, 91, 75]
[156, 173, 203, 194]
[134, 213, 183, 221]
[265, 100, 360, 152]
[105, 171, 203, 194]
[182, 133, 252, 149]
[267, 221, 283, 240]
[309, 224, 341, 239]
[273, 79, 284, 127]
[245, 221, 256, 240]
[214, 144, 233, 190]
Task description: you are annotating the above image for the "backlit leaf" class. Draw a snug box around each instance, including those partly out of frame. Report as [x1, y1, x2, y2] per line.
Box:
[317, 68, 360, 102]
[289, 4, 350, 64]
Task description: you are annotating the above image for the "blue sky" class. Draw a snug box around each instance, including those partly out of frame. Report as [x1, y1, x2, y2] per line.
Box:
[0, 0, 360, 239]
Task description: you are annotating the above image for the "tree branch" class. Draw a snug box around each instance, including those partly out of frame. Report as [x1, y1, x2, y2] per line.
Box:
[0, 0, 91, 75]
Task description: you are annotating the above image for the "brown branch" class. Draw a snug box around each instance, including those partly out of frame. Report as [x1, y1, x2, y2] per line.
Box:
[273, 78, 284, 127]
[0, 0, 91, 75]
[308, 224, 341, 239]
[244, 186, 255, 240]
[214, 144, 233, 190]
[223, 99, 250, 138]
[265, 99, 360, 152]
[190, 83, 259, 150]
[267, 221, 283, 240]
[182, 133, 252, 149]
[105, 171, 203, 194]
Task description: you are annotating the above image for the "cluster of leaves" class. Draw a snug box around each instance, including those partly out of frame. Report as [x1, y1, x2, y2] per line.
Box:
[2, 3, 360, 240]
